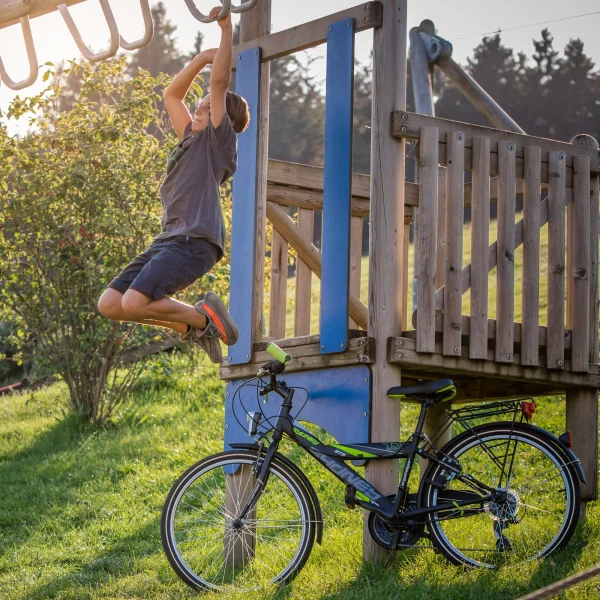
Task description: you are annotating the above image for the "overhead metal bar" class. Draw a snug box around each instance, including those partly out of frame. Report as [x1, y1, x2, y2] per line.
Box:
[0, 15, 38, 90]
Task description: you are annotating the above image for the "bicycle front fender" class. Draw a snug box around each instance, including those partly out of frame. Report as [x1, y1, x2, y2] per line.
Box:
[228, 443, 324, 544]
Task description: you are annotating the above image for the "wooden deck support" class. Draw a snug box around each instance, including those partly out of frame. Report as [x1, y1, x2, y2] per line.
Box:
[363, 0, 407, 562]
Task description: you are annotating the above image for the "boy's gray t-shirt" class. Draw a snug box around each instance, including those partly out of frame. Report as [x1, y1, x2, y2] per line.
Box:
[154, 116, 237, 261]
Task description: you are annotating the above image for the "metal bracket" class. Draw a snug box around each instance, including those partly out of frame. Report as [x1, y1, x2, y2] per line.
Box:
[418, 31, 452, 64]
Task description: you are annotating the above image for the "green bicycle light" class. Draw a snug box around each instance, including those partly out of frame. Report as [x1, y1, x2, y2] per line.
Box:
[266, 342, 291, 364]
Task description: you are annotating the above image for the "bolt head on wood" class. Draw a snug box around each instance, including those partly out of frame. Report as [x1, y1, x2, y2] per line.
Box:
[557, 360, 564, 367]
[506, 353, 512, 361]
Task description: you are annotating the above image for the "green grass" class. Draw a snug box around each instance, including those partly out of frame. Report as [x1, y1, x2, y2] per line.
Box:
[1, 351, 600, 599]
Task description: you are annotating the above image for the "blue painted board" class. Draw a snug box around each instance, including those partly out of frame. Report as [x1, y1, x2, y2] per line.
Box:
[224, 365, 370, 449]
[320, 19, 355, 355]
[228, 48, 261, 365]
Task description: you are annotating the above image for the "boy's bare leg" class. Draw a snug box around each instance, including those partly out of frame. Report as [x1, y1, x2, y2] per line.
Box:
[121, 289, 208, 333]
[98, 288, 208, 336]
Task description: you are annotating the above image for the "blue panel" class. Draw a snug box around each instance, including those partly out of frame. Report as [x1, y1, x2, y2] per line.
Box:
[228, 48, 261, 365]
[224, 365, 371, 449]
[320, 19, 355, 355]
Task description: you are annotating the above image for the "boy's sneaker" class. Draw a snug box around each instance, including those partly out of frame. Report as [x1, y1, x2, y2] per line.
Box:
[195, 292, 238, 346]
[180, 325, 222, 364]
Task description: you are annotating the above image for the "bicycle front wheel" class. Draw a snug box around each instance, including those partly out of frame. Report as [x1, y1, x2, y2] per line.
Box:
[161, 450, 316, 592]
[420, 423, 580, 568]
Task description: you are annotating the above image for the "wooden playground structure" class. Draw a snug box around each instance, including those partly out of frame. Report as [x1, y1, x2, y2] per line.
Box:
[2, 0, 598, 564]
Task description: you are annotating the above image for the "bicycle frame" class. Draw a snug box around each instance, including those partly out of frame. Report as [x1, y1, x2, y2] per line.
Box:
[235, 381, 496, 523]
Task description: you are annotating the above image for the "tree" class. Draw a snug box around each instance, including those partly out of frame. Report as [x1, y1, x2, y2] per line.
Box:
[127, 2, 186, 78]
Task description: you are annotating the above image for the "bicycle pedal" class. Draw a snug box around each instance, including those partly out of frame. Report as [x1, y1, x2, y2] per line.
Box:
[344, 485, 356, 510]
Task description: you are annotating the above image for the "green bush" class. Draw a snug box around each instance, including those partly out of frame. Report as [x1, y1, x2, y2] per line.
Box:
[0, 59, 231, 424]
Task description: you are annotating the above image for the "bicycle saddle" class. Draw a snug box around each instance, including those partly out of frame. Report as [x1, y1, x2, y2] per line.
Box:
[387, 379, 456, 403]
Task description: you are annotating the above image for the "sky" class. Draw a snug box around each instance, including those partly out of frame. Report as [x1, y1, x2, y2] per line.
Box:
[1, 0, 599, 133]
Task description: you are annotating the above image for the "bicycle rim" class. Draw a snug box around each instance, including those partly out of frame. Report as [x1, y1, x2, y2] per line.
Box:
[162, 452, 314, 592]
[423, 426, 578, 568]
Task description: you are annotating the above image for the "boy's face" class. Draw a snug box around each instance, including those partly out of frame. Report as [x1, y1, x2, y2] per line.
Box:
[192, 94, 210, 133]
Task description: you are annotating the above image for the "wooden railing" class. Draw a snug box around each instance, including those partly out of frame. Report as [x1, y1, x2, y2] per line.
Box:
[393, 113, 600, 382]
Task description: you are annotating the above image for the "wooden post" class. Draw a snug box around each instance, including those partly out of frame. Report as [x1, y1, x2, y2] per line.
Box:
[566, 388, 598, 503]
[416, 126, 438, 353]
[521, 146, 541, 366]
[571, 156, 591, 373]
[443, 131, 464, 357]
[241, 0, 271, 345]
[469, 136, 490, 359]
[349, 216, 363, 329]
[364, 0, 407, 562]
[269, 228, 288, 339]
[590, 172, 599, 364]
[546, 152, 566, 369]
[226, 0, 271, 568]
[496, 141, 516, 363]
[436, 166, 447, 291]
[295, 209, 314, 336]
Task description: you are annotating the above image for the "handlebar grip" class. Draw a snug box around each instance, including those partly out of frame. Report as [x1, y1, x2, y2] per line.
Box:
[266, 342, 291, 364]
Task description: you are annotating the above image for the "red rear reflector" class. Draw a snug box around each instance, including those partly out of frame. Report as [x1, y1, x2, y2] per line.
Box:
[559, 431, 573, 448]
[522, 400, 536, 421]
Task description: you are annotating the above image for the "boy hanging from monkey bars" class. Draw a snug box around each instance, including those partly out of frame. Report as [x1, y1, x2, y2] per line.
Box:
[98, 7, 248, 364]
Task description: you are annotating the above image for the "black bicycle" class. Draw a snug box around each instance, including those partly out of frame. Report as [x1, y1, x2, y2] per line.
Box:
[161, 343, 585, 592]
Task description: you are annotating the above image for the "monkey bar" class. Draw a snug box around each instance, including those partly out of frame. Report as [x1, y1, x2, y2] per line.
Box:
[0, 0, 262, 90]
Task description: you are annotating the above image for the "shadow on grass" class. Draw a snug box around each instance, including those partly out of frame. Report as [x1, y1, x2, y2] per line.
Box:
[316, 531, 589, 600]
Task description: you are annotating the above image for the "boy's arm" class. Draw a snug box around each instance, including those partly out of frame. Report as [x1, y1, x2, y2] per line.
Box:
[209, 7, 233, 129]
[163, 50, 216, 140]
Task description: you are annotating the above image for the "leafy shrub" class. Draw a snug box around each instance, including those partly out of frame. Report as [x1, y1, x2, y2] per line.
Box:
[0, 59, 231, 424]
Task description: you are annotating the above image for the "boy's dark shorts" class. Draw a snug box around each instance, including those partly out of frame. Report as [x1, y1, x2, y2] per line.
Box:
[108, 236, 219, 301]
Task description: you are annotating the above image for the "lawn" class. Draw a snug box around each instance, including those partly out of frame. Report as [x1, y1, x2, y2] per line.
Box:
[1, 351, 599, 599]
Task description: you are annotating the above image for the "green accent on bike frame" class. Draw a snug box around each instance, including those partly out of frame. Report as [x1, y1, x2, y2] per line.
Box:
[266, 342, 291, 364]
[331, 444, 377, 458]
[388, 394, 406, 398]
[452, 501, 465, 516]
[356, 491, 370, 502]
[293, 427, 319, 445]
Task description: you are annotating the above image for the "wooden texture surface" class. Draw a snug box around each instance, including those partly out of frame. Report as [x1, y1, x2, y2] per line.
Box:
[393, 112, 600, 175]
[364, 0, 406, 563]
[295, 208, 314, 336]
[495, 141, 516, 363]
[266, 202, 368, 329]
[547, 152, 567, 369]
[350, 217, 364, 329]
[269, 228, 288, 339]
[416, 126, 438, 352]
[443, 131, 464, 356]
[436, 166, 447, 289]
[571, 156, 591, 372]
[566, 389, 599, 500]
[521, 146, 541, 366]
[232, 2, 382, 68]
[241, 2, 271, 351]
[469, 136, 490, 359]
[591, 174, 600, 363]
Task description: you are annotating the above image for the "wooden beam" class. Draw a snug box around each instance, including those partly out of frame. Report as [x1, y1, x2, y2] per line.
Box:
[0, 0, 87, 29]
[267, 159, 419, 211]
[393, 112, 600, 175]
[231, 2, 383, 68]
[220, 335, 374, 380]
[389, 337, 600, 389]
[266, 201, 368, 329]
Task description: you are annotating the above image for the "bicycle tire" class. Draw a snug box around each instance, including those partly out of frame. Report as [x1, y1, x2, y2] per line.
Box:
[161, 450, 316, 592]
[420, 423, 580, 568]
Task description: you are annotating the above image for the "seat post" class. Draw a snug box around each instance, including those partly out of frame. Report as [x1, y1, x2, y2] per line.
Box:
[413, 398, 431, 438]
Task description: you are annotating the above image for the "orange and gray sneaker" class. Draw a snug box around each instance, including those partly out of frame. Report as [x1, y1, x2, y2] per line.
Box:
[180, 325, 222, 364]
[195, 292, 239, 346]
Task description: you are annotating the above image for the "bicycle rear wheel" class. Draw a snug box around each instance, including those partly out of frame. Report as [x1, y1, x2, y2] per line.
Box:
[420, 423, 580, 568]
[161, 450, 316, 592]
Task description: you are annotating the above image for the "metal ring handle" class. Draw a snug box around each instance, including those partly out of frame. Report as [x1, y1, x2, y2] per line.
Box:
[230, 0, 261, 14]
[119, 0, 154, 51]
[0, 16, 38, 90]
[183, 0, 231, 24]
[58, 0, 119, 62]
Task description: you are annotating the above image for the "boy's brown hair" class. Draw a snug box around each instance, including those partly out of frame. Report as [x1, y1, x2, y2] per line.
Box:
[226, 91, 250, 134]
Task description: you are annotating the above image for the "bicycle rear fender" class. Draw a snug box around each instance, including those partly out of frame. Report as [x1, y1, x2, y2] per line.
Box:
[228, 443, 324, 544]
